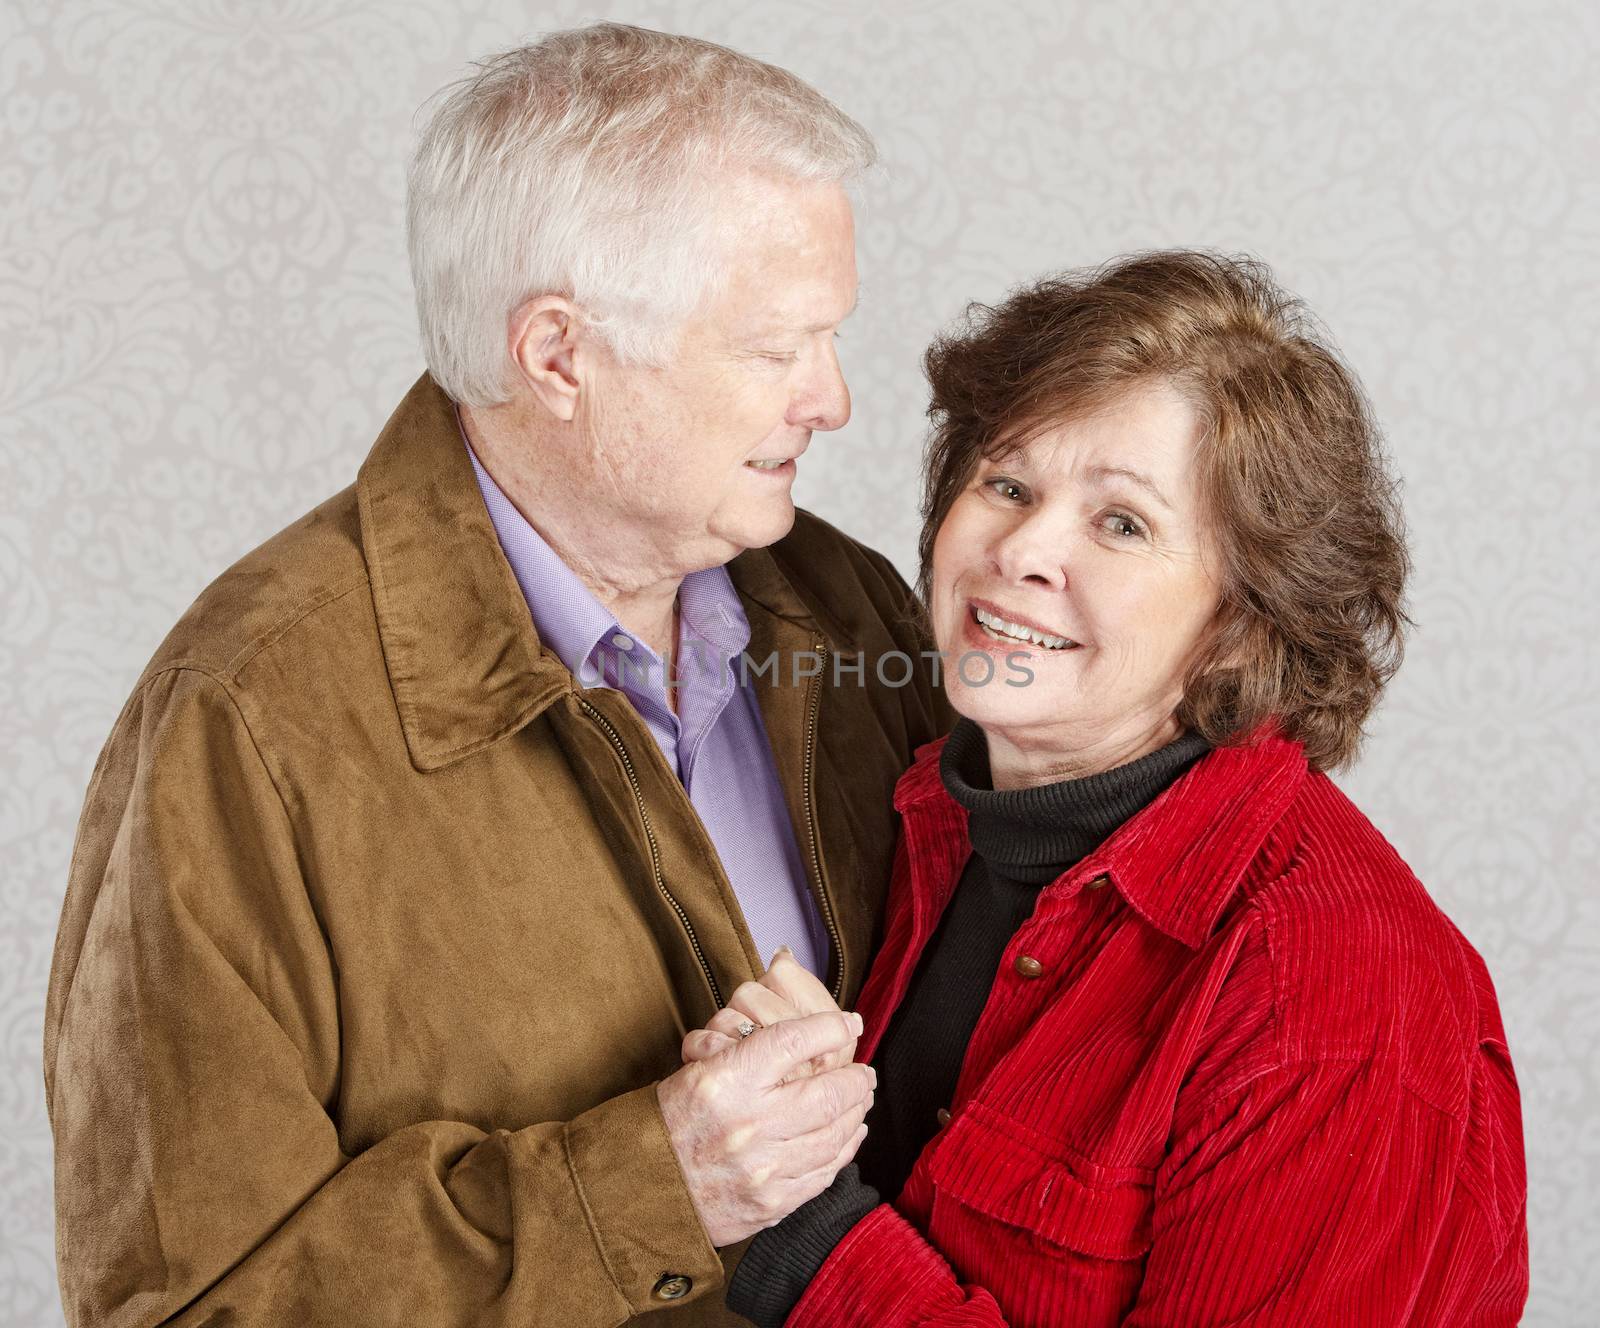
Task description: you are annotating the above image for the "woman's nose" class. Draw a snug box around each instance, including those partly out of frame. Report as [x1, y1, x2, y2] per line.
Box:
[992, 519, 1069, 590]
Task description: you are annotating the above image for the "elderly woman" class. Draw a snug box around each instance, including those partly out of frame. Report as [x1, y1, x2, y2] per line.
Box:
[673, 251, 1529, 1325]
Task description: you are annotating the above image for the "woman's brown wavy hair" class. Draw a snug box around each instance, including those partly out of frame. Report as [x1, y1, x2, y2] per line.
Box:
[916, 250, 1413, 774]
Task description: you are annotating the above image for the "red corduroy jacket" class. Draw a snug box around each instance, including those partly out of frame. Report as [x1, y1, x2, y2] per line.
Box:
[788, 724, 1529, 1327]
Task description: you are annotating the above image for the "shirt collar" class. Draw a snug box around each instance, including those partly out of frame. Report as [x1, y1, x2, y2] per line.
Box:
[896, 719, 1309, 949]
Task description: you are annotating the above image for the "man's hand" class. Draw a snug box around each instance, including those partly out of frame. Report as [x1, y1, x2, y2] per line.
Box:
[681, 947, 859, 1078]
[657, 1009, 875, 1248]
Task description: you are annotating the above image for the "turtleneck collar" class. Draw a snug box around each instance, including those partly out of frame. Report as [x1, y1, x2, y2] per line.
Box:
[938, 716, 1213, 885]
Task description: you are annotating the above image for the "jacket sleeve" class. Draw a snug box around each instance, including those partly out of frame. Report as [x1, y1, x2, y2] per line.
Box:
[43, 666, 723, 1328]
[786, 1057, 1526, 1326]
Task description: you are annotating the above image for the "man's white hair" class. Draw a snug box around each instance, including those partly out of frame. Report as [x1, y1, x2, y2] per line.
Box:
[406, 22, 878, 408]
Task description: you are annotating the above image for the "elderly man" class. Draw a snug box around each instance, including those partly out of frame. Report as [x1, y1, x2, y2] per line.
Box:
[44, 23, 948, 1328]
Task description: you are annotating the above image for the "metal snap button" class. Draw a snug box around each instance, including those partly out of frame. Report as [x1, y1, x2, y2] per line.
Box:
[1086, 874, 1110, 890]
[1013, 954, 1044, 979]
[936, 1106, 952, 1128]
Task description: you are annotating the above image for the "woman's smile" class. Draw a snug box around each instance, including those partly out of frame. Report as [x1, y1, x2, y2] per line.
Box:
[964, 599, 1083, 654]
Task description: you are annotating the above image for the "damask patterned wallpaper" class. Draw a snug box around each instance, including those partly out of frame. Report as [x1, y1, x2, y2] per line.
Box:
[2, 1, 1594, 1323]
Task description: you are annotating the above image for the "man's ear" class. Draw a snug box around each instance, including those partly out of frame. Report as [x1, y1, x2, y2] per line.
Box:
[508, 296, 584, 422]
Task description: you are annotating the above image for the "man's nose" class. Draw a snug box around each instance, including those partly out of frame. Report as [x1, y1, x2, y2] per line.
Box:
[792, 340, 851, 432]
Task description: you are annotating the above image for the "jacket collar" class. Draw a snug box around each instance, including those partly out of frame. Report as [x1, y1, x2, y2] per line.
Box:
[895, 720, 1308, 949]
[357, 372, 844, 771]
[724, 528, 853, 654]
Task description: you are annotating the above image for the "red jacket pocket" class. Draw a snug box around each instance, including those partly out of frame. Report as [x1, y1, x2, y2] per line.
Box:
[926, 1102, 1155, 1263]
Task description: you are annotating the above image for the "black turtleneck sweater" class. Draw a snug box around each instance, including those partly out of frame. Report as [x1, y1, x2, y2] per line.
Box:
[726, 719, 1212, 1327]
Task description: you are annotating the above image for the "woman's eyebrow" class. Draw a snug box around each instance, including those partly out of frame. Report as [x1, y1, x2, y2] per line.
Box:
[1087, 464, 1173, 512]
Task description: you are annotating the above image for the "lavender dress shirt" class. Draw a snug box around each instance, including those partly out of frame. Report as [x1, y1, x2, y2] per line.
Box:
[459, 411, 829, 978]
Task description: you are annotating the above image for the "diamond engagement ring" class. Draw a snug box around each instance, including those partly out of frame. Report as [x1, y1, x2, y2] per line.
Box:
[735, 1019, 758, 1039]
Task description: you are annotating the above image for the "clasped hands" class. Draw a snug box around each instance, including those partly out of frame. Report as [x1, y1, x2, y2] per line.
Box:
[657, 947, 875, 1247]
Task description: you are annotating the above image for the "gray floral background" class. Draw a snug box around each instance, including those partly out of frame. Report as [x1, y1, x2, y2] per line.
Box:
[2, 0, 1595, 1323]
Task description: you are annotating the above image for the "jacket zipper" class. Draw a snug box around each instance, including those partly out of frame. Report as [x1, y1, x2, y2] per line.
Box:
[803, 639, 846, 1003]
[577, 696, 724, 1010]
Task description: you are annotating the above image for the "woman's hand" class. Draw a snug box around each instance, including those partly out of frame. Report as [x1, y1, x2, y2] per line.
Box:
[658, 1010, 874, 1247]
[682, 947, 860, 1079]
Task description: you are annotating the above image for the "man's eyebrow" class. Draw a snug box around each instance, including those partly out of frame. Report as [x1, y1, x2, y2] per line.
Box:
[1087, 464, 1173, 512]
[747, 293, 861, 341]
[798, 292, 860, 334]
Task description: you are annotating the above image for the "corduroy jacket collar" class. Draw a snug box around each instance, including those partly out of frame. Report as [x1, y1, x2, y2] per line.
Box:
[893, 720, 1309, 949]
[356, 372, 848, 772]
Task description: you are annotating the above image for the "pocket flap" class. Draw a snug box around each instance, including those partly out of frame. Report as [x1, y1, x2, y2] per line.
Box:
[926, 1104, 1154, 1261]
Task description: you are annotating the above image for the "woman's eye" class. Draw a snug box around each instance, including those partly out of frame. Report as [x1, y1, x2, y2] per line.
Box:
[1103, 511, 1145, 539]
[983, 477, 1028, 503]
[759, 351, 798, 364]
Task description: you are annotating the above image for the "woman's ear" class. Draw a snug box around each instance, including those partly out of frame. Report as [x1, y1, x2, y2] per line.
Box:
[507, 295, 583, 422]
[1198, 603, 1251, 674]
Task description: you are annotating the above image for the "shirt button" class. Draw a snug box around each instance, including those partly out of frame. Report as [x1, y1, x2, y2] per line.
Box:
[1086, 874, 1110, 890]
[652, 1274, 693, 1301]
[935, 1107, 952, 1128]
[1014, 954, 1044, 979]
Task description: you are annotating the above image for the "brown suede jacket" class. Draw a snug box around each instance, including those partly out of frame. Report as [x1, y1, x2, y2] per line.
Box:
[43, 372, 952, 1327]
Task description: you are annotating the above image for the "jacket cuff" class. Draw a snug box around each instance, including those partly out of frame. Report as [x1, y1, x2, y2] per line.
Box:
[562, 1081, 725, 1315]
[725, 1165, 880, 1327]
[788, 1201, 970, 1327]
